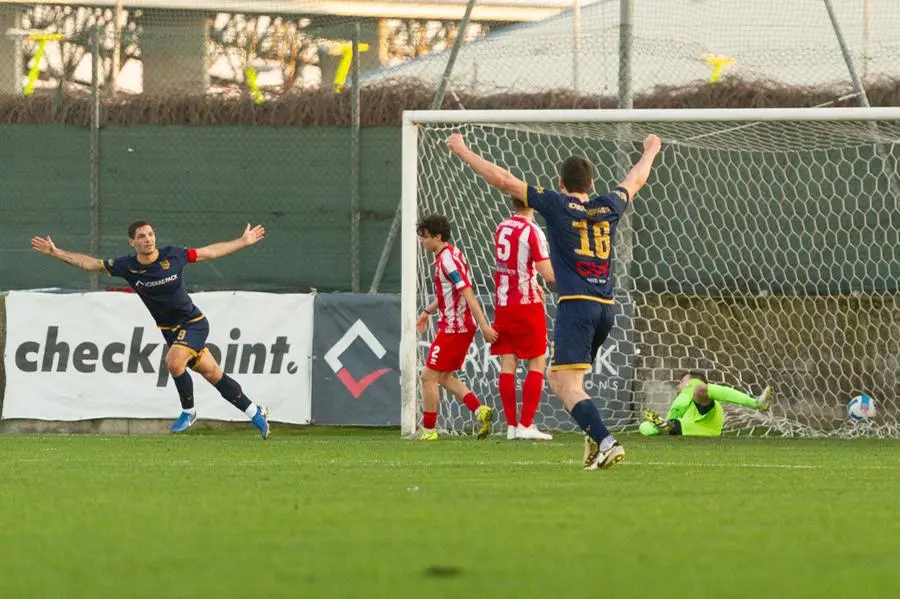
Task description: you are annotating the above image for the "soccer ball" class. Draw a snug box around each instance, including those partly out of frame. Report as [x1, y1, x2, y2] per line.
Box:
[847, 394, 876, 422]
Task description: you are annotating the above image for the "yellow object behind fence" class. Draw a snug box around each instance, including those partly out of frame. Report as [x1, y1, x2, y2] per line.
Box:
[23, 33, 64, 96]
[245, 67, 264, 105]
[332, 43, 369, 94]
[705, 55, 736, 84]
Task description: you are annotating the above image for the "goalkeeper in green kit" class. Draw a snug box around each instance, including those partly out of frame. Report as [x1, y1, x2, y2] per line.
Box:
[640, 371, 772, 437]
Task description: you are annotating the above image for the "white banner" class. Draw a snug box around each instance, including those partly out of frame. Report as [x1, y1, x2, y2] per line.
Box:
[2, 291, 313, 423]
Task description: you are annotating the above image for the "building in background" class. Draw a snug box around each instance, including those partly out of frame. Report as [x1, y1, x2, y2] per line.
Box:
[0, 0, 576, 96]
[362, 0, 900, 96]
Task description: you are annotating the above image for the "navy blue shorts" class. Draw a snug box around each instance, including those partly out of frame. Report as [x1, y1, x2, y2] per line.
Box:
[161, 317, 210, 357]
[550, 300, 616, 370]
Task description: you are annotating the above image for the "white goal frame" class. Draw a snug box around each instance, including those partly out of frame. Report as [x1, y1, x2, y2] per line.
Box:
[399, 106, 900, 436]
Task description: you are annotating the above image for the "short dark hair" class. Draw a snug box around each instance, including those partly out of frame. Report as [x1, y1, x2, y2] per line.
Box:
[510, 196, 527, 212]
[560, 156, 594, 193]
[416, 214, 452, 242]
[128, 220, 153, 239]
[681, 370, 708, 384]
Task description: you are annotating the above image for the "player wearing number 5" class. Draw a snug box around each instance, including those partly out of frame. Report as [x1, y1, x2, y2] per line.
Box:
[448, 132, 662, 470]
[492, 198, 556, 441]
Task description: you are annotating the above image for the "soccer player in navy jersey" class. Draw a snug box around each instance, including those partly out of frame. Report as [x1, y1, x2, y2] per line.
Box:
[448, 132, 662, 470]
[31, 220, 271, 438]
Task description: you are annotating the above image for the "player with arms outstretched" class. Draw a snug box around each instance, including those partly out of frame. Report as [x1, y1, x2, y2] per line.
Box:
[448, 132, 662, 469]
[31, 220, 271, 438]
[416, 214, 497, 440]
[492, 197, 555, 441]
[640, 371, 772, 437]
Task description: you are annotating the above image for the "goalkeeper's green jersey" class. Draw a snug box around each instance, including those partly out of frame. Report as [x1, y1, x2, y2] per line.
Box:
[668, 378, 724, 437]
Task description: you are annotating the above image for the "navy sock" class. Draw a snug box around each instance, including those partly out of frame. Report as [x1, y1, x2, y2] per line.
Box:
[570, 399, 611, 445]
[172, 371, 194, 410]
[214, 374, 252, 412]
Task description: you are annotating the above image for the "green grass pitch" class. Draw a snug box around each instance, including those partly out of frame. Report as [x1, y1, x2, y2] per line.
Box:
[1, 428, 898, 598]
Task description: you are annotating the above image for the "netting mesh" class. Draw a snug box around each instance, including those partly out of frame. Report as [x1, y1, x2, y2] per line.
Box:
[412, 112, 900, 437]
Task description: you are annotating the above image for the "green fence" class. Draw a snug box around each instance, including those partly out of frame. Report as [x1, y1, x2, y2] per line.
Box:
[1, 125, 402, 292]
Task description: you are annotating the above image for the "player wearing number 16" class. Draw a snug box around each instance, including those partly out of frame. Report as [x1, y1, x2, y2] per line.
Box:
[447, 132, 662, 470]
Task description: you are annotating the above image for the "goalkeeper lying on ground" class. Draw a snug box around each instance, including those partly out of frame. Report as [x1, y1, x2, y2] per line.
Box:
[640, 371, 771, 437]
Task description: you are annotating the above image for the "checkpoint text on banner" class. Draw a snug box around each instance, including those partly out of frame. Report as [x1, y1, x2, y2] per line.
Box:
[3, 291, 314, 423]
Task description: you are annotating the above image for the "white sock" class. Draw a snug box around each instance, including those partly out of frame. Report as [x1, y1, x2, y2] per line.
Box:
[599, 434, 617, 451]
[184, 408, 197, 417]
[244, 403, 259, 419]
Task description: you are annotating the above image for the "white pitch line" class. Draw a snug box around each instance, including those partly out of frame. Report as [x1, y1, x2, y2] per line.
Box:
[632, 460, 900, 471]
[5, 458, 899, 471]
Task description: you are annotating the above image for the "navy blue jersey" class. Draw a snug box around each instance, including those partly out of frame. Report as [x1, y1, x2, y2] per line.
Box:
[102, 245, 203, 328]
[524, 184, 630, 303]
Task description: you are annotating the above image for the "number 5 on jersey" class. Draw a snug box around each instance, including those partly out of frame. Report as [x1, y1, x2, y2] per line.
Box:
[496, 226, 514, 260]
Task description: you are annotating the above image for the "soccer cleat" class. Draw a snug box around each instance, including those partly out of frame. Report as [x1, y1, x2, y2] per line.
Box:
[516, 424, 553, 441]
[251, 405, 270, 439]
[170, 411, 197, 433]
[419, 428, 438, 441]
[587, 443, 625, 470]
[756, 386, 773, 412]
[582, 435, 598, 468]
[644, 410, 670, 433]
[507, 425, 517, 440]
[475, 405, 494, 440]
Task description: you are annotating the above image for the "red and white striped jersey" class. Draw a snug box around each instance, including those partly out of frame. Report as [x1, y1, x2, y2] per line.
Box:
[433, 245, 475, 333]
[493, 215, 550, 307]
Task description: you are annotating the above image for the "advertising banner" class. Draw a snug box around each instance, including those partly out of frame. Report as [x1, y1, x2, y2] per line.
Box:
[312, 294, 400, 425]
[2, 291, 313, 423]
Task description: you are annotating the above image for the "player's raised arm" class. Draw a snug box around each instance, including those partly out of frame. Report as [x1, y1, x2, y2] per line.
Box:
[194, 224, 266, 263]
[447, 133, 526, 200]
[616, 134, 663, 200]
[31, 235, 105, 272]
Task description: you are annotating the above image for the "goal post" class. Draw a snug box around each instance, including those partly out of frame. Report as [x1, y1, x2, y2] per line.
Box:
[400, 107, 900, 438]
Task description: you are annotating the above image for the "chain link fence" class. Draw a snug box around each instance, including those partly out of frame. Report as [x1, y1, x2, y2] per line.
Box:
[1, 0, 898, 293]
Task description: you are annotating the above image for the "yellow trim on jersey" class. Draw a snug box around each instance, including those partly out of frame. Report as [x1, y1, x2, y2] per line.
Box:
[158, 314, 206, 331]
[100, 260, 111, 276]
[550, 363, 592, 372]
[557, 295, 615, 305]
[522, 182, 529, 207]
[136, 249, 159, 266]
[170, 343, 200, 357]
[189, 347, 210, 371]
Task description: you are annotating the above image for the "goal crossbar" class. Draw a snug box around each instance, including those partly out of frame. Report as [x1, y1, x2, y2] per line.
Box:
[403, 106, 900, 125]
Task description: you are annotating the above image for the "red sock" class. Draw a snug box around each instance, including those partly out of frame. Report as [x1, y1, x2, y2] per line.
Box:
[520, 371, 544, 428]
[423, 411, 437, 429]
[498, 373, 518, 426]
[462, 392, 481, 413]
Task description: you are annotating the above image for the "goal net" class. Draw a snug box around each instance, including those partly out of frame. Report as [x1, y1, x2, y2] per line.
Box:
[400, 108, 900, 438]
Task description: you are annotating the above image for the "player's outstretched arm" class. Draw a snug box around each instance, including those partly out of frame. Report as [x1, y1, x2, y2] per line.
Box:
[460, 287, 498, 343]
[617, 134, 663, 200]
[194, 224, 266, 263]
[31, 235, 104, 272]
[447, 133, 526, 200]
